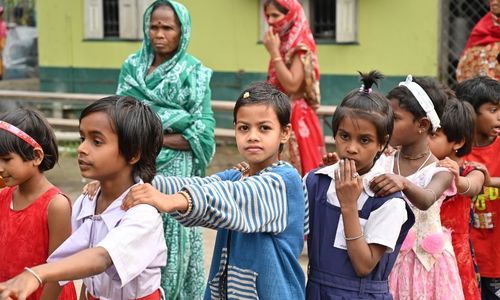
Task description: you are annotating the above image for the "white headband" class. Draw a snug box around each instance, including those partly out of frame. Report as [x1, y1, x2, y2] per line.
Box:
[399, 75, 441, 132]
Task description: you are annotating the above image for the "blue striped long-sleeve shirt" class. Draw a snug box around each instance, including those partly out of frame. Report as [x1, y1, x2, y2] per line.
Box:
[152, 162, 308, 234]
[153, 161, 308, 299]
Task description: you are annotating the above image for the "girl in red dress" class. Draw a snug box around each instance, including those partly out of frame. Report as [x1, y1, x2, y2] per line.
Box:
[429, 98, 484, 299]
[0, 108, 76, 300]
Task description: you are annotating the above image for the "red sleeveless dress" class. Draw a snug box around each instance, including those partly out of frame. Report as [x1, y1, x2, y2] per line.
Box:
[0, 186, 77, 300]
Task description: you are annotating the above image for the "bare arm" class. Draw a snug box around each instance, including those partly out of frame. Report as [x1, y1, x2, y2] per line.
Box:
[41, 194, 73, 300]
[263, 27, 305, 94]
[163, 133, 191, 151]
[370, 171, 453, 211]
[437, 158, 484, 196]
[0, 248, 112, 300]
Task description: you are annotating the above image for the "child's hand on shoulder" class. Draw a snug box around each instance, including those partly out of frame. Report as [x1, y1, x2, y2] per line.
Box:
[122, 183, 165, 211]
[335, 159, 363, 210]
[370, 173, 407, 197]
[83, 180, 100, 200]
[436, 157, 460, 180]
[321, 152, 339, 167]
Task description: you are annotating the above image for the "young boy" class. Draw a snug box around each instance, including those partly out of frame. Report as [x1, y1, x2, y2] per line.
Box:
[0, 96, 167, 300]
[456, 76, 500, 300]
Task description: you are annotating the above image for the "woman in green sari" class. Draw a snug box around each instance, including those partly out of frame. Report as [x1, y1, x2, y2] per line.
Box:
[116, 1, 215, 299]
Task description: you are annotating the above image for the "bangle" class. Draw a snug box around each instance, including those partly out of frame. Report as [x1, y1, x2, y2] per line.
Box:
[177, 190, 193, 217]
[24, 267, 43, 287]
[459, 177, 471, 195]
[344, 232, 364, 241]
[272, 56, 282, 63]
[424, 188, 437, 203]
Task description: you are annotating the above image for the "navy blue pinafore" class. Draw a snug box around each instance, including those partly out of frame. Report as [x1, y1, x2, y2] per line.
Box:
[305, 171, 415, 299]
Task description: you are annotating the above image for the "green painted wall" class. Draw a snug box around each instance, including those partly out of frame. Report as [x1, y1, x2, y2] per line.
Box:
[37, 0, 439, 101]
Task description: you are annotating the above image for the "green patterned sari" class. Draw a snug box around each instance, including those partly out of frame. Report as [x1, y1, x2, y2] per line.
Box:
[117, 1, 214, 299]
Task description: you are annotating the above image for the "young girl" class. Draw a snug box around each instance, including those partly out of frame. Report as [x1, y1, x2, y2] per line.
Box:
[0, 108, 77, 300]
[428, 98, 483, 299]
[0, 96, 167, 300]
[305, 71, 415, 299]
[370, 75, 463, 299]
[118, 82, 307, 299]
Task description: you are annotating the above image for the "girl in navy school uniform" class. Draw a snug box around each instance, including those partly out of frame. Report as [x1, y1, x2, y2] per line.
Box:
[305, 71, 415, 299]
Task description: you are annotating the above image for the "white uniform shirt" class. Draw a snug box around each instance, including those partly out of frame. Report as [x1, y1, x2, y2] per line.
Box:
[311, 160, 408, 252]
[48, 180, 167, 300]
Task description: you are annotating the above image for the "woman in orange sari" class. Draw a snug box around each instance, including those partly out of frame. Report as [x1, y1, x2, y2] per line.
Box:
[456, 0, 500, 82]
[263, 0, 325, 175]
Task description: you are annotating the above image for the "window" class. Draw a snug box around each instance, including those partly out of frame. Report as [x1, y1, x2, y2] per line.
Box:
[84, 0, 152, 40]
[260, 0, 357, 43]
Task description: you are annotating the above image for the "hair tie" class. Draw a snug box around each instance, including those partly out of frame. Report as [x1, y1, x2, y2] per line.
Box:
[0, 120, 41, 149]
[398, 75, 441, 132]
[243, 91, 250, 99]
[359, 83, 372, 94]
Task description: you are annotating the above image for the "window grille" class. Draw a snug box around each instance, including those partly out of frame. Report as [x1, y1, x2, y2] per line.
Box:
[311, 0, 336, 40]
[103, 0, 119, 37]
[439, 0, 489, 87]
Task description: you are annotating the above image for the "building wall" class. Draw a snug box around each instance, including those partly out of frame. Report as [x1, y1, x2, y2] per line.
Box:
[37, 0, 439, 105]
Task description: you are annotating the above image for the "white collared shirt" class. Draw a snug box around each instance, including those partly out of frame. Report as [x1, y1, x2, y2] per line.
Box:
[309, 160, 408, 252]
[48, 179, 167, 299]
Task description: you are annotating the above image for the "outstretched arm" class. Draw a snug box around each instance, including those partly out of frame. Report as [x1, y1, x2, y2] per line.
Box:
[370, 171, 453, 210]
[0, 248, 111, 300]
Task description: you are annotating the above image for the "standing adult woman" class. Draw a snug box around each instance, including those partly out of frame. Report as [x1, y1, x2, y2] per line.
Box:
[116, 1, 215, 299]
[263, 0, 325, 175]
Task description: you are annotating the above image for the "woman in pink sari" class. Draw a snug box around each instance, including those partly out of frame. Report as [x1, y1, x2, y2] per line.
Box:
[263, 0, 325, 175]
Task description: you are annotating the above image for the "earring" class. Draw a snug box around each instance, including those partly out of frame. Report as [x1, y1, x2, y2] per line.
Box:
[418, 130, 422, 134]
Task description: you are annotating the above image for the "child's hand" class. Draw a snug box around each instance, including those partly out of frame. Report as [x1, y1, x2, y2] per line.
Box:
[335, 159, 363, 210]
[320, 152, 339, 167]
[121, 183, 173, 212]
[466, 161, 493, 186]
[83, 180, 100, 201]
[384, 145, 399, 156]
[0, 269, 41, 300]
[233, 161, 249, 173]
[370, 173, 407, 197]
[436, 157, 460, 180]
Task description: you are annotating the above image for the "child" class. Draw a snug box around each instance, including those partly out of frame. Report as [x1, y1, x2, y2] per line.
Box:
[429, 98, 483, 299]
[119, 82, 307, 299]
[370, 75, 464, 299]
[456, 76, 500, 299]
[304, 71, 415, 299]
[0, 96, 167, 300]
[0, 108, 77, 300]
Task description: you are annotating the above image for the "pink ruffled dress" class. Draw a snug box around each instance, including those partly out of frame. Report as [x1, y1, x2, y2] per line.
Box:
[379, 155, 464, 300]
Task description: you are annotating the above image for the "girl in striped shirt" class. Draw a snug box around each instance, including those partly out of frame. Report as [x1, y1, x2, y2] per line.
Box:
[122, 82, 308, 300]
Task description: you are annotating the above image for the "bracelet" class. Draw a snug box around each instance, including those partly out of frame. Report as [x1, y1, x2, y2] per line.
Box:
[424, 188, 437, 204]
[177, 190, 193, 217]
[24, 267, 43, 287]
[458, 177, 471, 195]
[272, 56, 283, 63]
[344, 232, 364, 241]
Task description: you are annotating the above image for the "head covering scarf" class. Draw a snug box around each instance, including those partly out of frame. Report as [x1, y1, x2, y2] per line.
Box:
[464, 12, 500, 50]
[266, 0, 320, 108]
[117, 0, 215, 176]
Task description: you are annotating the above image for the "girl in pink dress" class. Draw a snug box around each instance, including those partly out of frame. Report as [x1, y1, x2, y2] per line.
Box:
[370, 75, 464, 299]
